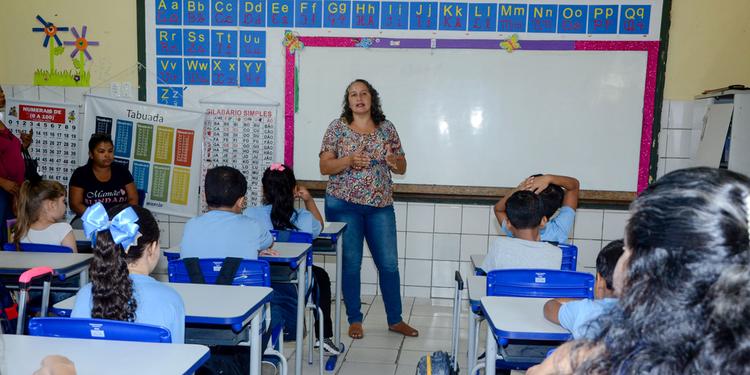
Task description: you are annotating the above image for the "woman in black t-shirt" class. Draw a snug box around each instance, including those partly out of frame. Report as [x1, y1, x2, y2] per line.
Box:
[69, 133, 138, 217]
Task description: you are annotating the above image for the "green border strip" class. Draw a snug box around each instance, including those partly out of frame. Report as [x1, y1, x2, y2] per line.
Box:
[137, 0, 146, 101]
[649, 0, 672, 185]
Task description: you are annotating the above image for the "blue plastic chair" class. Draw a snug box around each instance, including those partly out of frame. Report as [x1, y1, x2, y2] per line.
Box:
[483, 269, 594, 371]
[3, 243, 74, 253]
[28, 317, 172, 343]
[168, 258, 271, 287]
[486, 269, 594, 299]
[558, 243, 578, 271]
[168, 258, 287, 374]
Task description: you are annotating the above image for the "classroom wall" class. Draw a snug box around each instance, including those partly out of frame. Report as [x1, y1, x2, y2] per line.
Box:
[663, 0, 750, 100]
[0, 0, 138, 89]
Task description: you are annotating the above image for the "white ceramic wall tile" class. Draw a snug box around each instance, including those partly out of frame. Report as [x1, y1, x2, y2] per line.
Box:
[459, 262, 473, 281]
[169, 214, 189, 223]
[38, 87, 65, 102]
[459, 234, 489, 261]
[10, 85, 39, 100]
[461, 205, 489, 235]
[405, 232, 433, 259]
[404, 259, 432, 286]
[668, 100, 693, 129]
[89, 87, 111, 97]
[362, 256, 378, 284]
[573, 239, 603, 270]
[434, 204, 462, 233]
[361, 283, 377, 295]
[432, 233, 460, 261]
[664, 158, 691, 174]
[488, 208, 504, 236]
[661, 100, 672, 129]
[666, 129, 693, 158]
[657, 157, 667, 178]
[158, 223, 170, 248]
[394, 202, 407, 232]
[397, 231, 406, 259]
[406, 203, 434, 232]
[573, 209, 603, 240]
[431, 287, 454, 299]
[431, 261, 459, 287]
[64, 87, 90, 106]
[168, 222, 185, 247]
[657, 129, 667, 158]
[404, 286, 431, 298]
[602, 210, 629, 241]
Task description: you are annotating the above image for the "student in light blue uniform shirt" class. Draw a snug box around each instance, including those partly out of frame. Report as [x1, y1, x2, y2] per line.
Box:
[181, 166, 275, 260]
[71, 203, 185, 343]
[495, 174, 579, 244]
[543, 239, 624, 339]
[243, 163, 341, 355]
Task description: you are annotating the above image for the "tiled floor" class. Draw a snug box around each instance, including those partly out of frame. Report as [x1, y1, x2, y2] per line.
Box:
[280, 295, 499, 375]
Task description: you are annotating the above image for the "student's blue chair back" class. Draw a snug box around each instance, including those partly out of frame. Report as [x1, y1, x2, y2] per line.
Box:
[28, 317, 172, 343]
[558, 244, 578, 271]
[486, 269, 594, 299]
[270, 229, 313, 244]
[2, 243, 74, 253]
[168, 258, 271, 287]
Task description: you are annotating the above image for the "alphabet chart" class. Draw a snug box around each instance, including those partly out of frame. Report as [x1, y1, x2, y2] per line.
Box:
[201, 103, 277, 211]
[4, 99, 81, 186]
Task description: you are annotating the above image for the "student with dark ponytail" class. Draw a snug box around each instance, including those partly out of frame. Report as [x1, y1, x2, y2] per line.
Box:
[244, 163, 340, 354]
[71, 202, 185, 343]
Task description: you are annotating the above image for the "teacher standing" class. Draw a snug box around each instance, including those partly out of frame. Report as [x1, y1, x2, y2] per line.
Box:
[319, 79, 418, 339]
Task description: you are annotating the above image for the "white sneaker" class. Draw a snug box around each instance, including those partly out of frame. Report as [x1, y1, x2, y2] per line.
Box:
[314, 337, 342, 355]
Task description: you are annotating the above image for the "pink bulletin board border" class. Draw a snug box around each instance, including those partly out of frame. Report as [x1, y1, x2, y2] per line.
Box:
[284, 37, 660, 192]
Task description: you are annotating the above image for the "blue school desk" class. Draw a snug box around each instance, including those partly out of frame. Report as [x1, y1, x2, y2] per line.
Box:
[54, 283, 273, 375]
[467, 275, 486, 373]
[4, 334, 210, 374]
[315, 221, 347, 369]
[0, 251, 92, 287]
[260, 242, 312, 375]
[480, 296, 572, 374]
[470, 254, 486, 275]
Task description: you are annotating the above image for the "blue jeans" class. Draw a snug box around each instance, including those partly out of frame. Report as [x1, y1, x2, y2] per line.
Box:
[325, 194, 402, 325]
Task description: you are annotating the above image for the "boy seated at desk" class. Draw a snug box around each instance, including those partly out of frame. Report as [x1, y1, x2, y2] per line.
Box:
[494, 174, 579, 244]
[181, 166, 277, 258]
[481, 190, 562, 272]
[543, 240, 624, 339]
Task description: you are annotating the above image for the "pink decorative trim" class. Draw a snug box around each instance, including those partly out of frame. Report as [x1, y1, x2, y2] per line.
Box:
[575, 41, 660, 192]
[284, 37, 661, 192]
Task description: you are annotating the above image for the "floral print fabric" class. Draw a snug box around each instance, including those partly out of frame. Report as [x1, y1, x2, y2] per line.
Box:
[320, 118, 404, 207]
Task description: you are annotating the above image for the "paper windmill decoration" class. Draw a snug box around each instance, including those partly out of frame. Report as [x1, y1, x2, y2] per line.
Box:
[32, 15, 68, 47]
[64, 26, 99, 60]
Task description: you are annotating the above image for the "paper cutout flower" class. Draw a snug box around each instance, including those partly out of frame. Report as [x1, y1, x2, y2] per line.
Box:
[500, 34, 521, 53]
[354, 38, 374, 48]
[32, 15, 68, 47]
[282, 30, 304, 54]
[64, 26, 100, 60]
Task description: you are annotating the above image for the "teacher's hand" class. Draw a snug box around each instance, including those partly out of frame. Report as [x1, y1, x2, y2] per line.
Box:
[349, 150, 370, 170]
[385, 152, 404, 170]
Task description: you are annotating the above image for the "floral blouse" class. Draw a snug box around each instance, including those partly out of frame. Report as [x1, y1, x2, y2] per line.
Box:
[320, 118, 404, 207]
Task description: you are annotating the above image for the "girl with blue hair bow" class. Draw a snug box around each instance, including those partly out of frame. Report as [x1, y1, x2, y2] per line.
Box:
[71, 202, 185, 343]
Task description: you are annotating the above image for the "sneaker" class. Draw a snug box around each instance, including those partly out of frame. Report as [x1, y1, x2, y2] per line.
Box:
[314, 337, 342, 355]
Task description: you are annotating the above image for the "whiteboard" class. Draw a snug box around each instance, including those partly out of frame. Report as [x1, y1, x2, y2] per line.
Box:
[293, 47, 647, 192]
